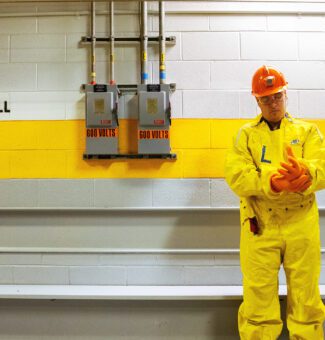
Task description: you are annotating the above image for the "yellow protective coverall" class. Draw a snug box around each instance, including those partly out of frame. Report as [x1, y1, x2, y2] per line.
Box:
[225, 113, 325, 339]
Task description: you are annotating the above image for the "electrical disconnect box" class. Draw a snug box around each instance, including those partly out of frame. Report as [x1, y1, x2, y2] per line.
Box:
[82, 2, 177, 160]
[138, 84, 173, 157]
[84, 84, 119, 158]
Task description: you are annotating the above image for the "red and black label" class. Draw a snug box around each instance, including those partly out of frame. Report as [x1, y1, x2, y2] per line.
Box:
[138, 130, 169, 140]
[86, 128, 118, 138]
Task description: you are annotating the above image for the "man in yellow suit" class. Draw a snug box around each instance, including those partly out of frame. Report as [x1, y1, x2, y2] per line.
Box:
[225, 65, 325, 339]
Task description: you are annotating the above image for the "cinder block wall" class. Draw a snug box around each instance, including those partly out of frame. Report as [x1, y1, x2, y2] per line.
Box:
[0, 2, 324, 338]
[0, 0, 324, 286]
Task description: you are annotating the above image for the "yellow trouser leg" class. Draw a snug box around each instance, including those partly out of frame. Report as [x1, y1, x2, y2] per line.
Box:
[283, 214, 325, 340]
[239, 222, 283, 340]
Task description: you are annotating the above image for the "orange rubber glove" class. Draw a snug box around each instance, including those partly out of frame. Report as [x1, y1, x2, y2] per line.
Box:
[287, 174, 312, 192]
[278, 146, 304, 181]
[270, 174, 290, 193]
[270, 173, 312, 193]
[277, 146, 312, 193]
[271, 147, 312, 193]
[279, 146, 311, 180]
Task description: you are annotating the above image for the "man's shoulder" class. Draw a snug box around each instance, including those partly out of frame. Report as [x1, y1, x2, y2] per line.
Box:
[233, 121, 259, 143]
[287, 116, 315, 130]
[238, 119, 261, 132]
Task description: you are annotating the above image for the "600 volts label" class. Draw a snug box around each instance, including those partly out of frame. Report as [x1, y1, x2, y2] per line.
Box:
[138, 130, 169, 139]
[86, 128, 118, 138]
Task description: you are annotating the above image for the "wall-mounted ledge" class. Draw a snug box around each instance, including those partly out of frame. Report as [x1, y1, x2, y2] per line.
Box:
[0, 206, 324, 211]
[0, 285, 278, 300]
[0, 247, 241, 254]
[0, 284, 324, 300]
[0, 247, 324, 254]
[0, 207, 239, 212]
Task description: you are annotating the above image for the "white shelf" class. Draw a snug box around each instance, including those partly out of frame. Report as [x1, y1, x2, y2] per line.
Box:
[0, 285, 323, 301]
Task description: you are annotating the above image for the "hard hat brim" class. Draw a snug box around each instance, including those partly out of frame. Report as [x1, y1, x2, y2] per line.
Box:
[252, 86, 287, 98]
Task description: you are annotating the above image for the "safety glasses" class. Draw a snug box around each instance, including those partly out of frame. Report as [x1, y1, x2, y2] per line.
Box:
[258, 92, 285, 105]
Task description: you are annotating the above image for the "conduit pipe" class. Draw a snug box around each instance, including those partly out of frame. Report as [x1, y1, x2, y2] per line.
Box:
[109, 2, 115, 84]
[0, 247, 325, 254]
[0, 248, 241, 254]
[2, 4, 325, 16]
[140, 1, 148, 84]
[90, 1, 96, 84]
[159, 1, 166, 84]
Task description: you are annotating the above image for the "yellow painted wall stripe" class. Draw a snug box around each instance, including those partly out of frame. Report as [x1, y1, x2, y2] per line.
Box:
[0, 119, 324, 179]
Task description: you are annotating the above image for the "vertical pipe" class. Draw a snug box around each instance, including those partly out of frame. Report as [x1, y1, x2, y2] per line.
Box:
[90, 1, 96, 84]
[109, 2, 115, 84]
[140, 1, 148, 84]
[159, 2, 166, 84]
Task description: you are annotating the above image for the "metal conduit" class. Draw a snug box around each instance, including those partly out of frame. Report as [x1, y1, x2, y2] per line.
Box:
[0, 207, 238, 212]
[0, 10, 323, 18]
[1, 206, 325, 211]
[1, 4, 325, 17]
[0, 207, 325, 212]
[140, 1, 148, 84]
[0, 248, 325, 254]
[90, 1, 96, 84]
[0, 0, 323, 2]
[0, 248, 240, 254]
[159, 1, 166, 84]
[109, 1, 115, 84]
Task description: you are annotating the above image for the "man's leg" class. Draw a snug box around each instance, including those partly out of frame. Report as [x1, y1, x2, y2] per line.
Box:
[283, 213, 325, 340]
[239, 221, 283, 339]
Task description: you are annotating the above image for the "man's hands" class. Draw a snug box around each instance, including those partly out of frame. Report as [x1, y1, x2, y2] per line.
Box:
[270, 146, 312, 193]
[270, 173, 311, 193]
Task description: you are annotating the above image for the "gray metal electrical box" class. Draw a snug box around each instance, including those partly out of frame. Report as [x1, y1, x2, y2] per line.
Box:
[138, 84, 172, 156]
[84, 84, 119, 158]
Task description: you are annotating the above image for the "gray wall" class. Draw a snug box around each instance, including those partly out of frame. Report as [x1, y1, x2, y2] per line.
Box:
[0, 179, 324, 287]
[0, 299, 291, 340]
[0, 178, 324, 339]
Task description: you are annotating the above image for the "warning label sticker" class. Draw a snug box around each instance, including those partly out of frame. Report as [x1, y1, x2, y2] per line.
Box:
[86, 128, 118, 138]
[146, 98, 158, 115]
[138, 130, 169, 140]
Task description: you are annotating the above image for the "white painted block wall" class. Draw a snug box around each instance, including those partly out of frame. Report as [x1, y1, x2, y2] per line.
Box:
[0, 3, 325, 338]
[0, 0, 324, 284]
[0, 2, 325, 120]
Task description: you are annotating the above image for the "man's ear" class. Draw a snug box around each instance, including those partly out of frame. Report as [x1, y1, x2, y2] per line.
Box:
[283, 90, 287, 99]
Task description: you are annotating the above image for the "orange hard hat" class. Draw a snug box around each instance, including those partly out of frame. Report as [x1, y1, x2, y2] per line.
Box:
[252, 65, 287, 98]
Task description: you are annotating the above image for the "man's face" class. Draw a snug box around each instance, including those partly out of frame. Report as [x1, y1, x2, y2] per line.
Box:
[256, 91, 287, 123]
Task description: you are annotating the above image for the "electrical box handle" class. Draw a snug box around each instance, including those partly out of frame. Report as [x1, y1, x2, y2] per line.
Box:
[167, 103, 171, 125]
